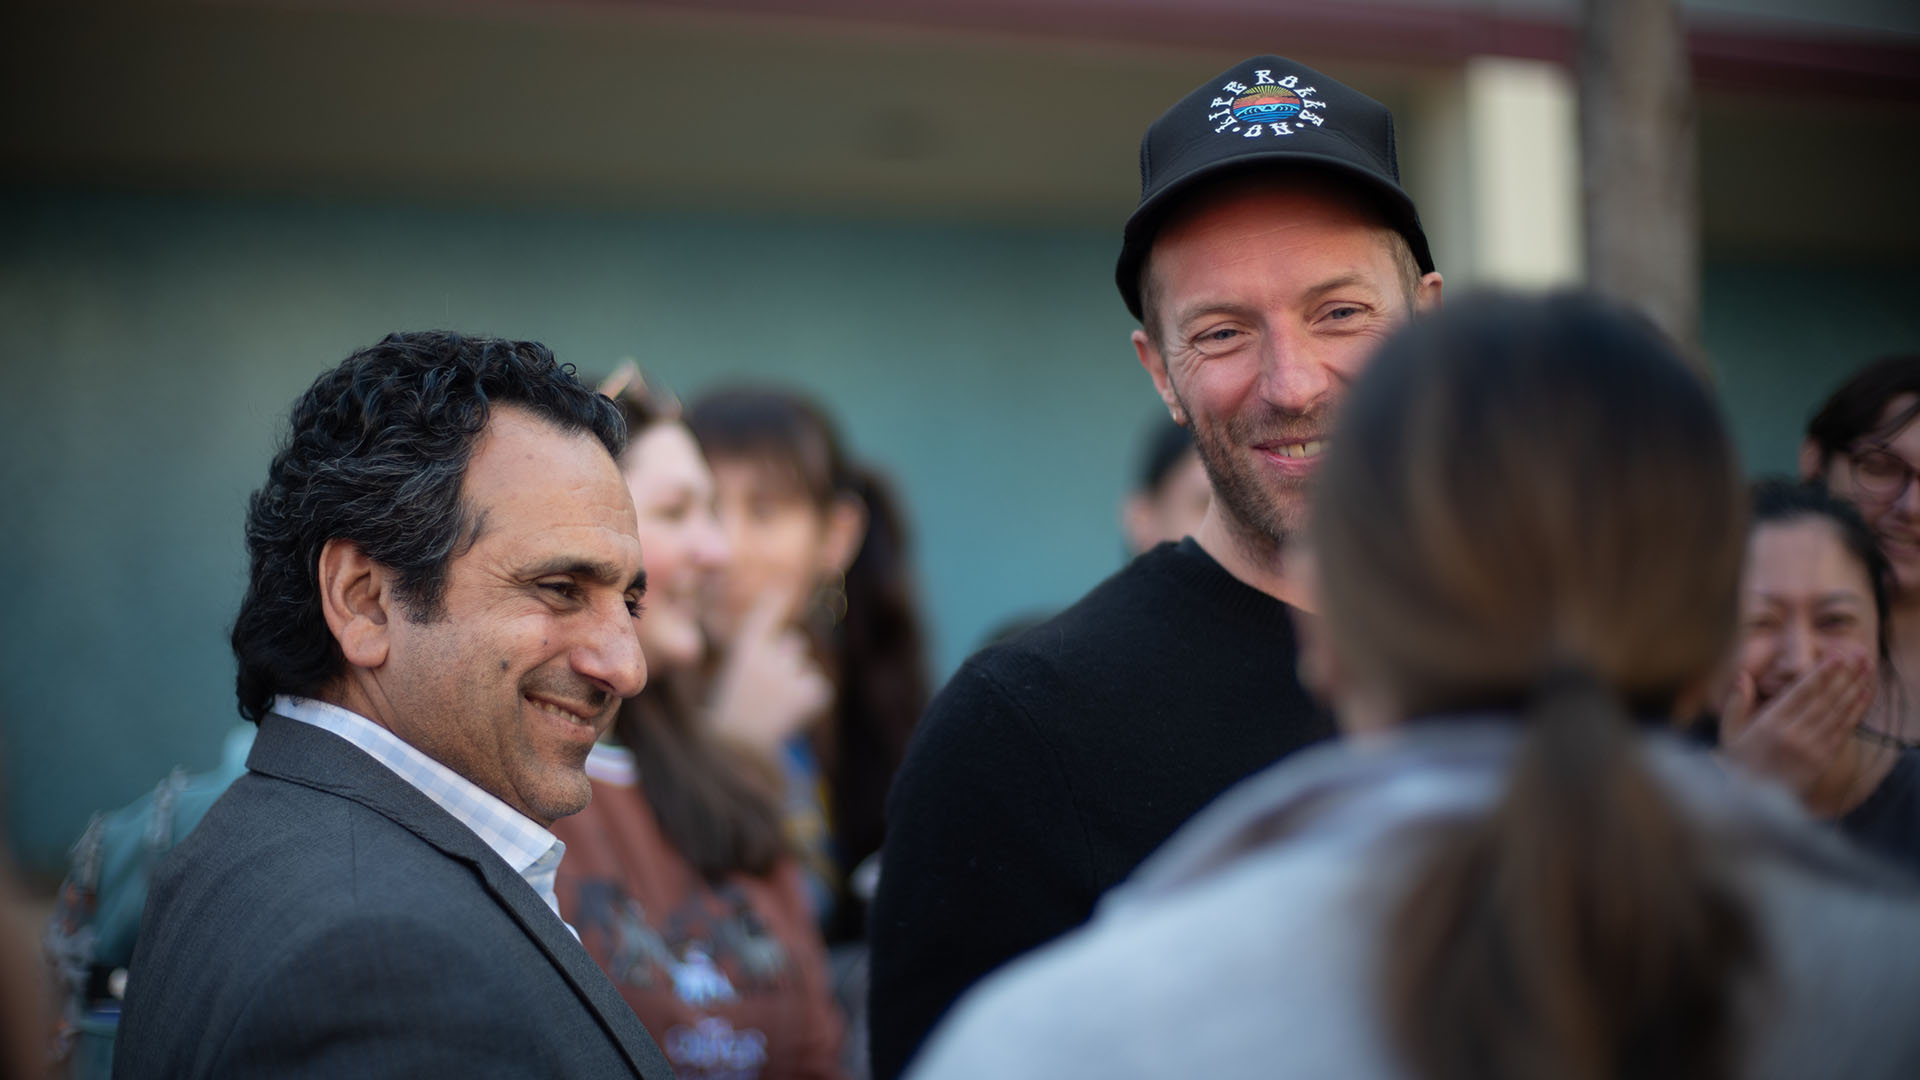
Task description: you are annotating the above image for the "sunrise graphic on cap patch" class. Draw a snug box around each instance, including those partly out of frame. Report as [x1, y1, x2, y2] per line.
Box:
[1230, 87, 1303, 124]
[1207, 71, 1326, 138]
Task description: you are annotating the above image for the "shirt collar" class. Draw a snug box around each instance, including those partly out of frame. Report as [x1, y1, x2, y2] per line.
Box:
[273, 695, 573, 933]
[584, 742, 637, 787]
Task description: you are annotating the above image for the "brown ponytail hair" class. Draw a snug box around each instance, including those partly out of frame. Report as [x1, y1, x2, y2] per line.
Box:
[1309, 293, 1764, 1080]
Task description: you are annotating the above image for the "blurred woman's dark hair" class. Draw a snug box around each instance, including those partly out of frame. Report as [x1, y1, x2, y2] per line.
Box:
[599, 367, 787, 882]
[1749, 477, 1895, 666]
[1311, 292, 1763, 1080]
[687, 387, 931, 928]
[1804, 355, 1920, 467]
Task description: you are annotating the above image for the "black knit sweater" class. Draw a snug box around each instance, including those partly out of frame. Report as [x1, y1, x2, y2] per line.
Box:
[867, 538, 1332, 1079]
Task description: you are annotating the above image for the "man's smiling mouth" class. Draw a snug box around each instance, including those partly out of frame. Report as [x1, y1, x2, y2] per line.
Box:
[1263, 440, 1327, 459]
[526, 695, 598, 724]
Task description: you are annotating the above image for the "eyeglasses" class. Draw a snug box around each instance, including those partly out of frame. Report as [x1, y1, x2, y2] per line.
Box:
[1847, 446, 1920, 501]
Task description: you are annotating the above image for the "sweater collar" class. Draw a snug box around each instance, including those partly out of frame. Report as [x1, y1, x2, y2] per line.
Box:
[1149, 537, 1303, 631]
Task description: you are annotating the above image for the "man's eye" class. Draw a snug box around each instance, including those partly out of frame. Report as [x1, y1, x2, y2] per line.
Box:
[1326, 305, 1362, 321]
[539, 581, 581, 601]
[625, 595, 646, 619]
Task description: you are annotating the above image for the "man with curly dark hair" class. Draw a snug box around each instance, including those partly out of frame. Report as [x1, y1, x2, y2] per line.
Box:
[115, 331, 675, 1078]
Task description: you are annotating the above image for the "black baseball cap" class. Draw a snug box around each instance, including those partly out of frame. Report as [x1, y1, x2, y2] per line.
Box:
[1116, 55, 1436, 321]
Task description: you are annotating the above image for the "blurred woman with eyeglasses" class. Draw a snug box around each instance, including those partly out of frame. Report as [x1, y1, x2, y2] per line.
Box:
[1801, 355, 1920, 737]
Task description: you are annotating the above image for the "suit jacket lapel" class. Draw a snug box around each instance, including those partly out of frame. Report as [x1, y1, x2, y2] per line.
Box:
[248, 715, 676, 1080]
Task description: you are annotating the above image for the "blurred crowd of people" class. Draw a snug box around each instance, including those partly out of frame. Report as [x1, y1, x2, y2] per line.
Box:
[1, 49, 1914, 1080]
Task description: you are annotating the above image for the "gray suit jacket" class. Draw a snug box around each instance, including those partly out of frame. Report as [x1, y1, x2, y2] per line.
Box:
[114, 714, 677, 1078]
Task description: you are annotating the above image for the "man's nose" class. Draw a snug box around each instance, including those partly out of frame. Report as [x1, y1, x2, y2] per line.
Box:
[575, 599, 648, 699]
[1256, 328, 1331, 415]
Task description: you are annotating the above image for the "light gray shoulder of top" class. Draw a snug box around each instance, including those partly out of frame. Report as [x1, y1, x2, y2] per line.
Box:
[1105, 722, 1902, 917]
[1107, 724, 1512, 912]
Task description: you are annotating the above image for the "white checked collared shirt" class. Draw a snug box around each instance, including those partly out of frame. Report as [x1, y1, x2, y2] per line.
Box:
[273, 695, 576, 938]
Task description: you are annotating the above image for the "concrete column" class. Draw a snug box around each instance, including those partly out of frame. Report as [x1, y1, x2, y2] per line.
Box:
[1402, 56, 1583, 292]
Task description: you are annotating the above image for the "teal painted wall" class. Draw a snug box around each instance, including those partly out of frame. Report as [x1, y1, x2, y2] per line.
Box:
[4, 187, 1918, 878]
[1706, 263, 1920, 475]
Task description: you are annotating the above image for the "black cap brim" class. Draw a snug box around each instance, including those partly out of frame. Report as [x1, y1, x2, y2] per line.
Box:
[1116, 151, 1436, 323]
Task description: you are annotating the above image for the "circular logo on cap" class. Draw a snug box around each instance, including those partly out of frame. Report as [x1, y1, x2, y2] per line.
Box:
[1208, 70, 1328, 138]
[1231, 87, 1302, 124]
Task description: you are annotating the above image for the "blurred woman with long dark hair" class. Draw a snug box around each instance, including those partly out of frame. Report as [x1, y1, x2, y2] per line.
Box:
[908, 293, 1920, 1080]
[687, 388, 930, 944]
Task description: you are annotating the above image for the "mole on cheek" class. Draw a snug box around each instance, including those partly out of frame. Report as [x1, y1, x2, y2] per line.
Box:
[499, 660, 508, 671]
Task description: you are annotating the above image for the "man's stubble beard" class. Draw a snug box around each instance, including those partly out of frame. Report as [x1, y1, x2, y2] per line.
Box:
[1172, 383, 1325, 553]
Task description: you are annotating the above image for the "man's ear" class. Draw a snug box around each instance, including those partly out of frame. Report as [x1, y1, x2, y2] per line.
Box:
[819, 494, 870, 578]
[1798, 438, 1826, 483]
[317, 538, 395, 670]
[1413, 271, 1444, 314]
[1132, 329, 1187, 426]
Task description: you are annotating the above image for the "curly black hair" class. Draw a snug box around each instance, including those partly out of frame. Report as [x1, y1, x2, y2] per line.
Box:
[230, 330, 625, 723]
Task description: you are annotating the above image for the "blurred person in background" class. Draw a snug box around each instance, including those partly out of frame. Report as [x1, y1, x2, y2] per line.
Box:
[1800, 355, 1920, 736]
[869, 54, 1442, 1079]
[554, 367, 847, 1080]
[1720, 479, 1919, 872]
[686, 387, 930, 948]
[114, 332, 672, 1078]
[44, 725, 254, 1077]
[1121, 417, 1211, 555]
[910, 292, 1920, 1080]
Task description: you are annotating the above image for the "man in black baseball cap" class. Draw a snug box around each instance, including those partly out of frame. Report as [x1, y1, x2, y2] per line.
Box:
[869, 56, 1442, 1079]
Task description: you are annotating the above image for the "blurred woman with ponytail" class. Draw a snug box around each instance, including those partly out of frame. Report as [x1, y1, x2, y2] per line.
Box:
[908, 293, 1920, 1080]
[687, 388, 931, 945]
[553, 367, 847, 1080]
